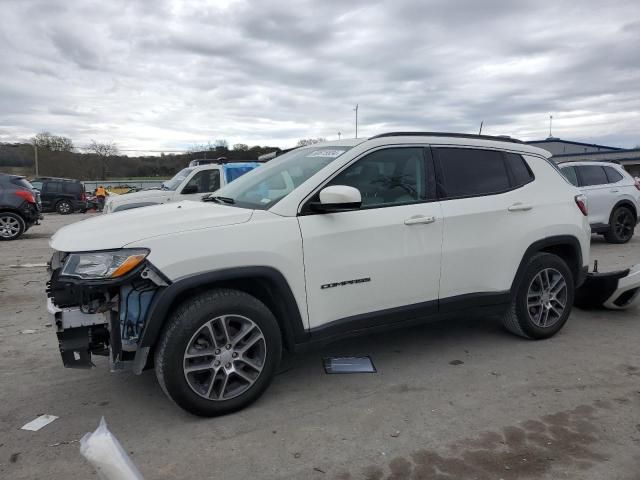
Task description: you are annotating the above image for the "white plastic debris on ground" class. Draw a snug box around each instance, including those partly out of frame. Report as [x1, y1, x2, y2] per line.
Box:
[80, 417, 143, 480]
[21, 414, 58, 431]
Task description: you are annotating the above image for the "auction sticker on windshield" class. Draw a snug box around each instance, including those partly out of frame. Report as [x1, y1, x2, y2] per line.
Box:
[308, 150, 346, 158]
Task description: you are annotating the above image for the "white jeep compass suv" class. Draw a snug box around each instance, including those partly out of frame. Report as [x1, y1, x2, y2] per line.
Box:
[47, 133, 590, 416]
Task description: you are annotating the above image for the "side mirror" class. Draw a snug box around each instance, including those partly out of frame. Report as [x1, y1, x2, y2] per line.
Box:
[311, 185, 362, 213]
[181, 185, 198, 195]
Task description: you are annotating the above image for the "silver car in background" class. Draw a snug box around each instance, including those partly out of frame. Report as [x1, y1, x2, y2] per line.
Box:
[559, 161, 640, 243]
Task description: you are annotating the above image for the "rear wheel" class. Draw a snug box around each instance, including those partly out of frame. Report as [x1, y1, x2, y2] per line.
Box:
[604, 206, 635, 244]
[56, 199, 73, 215]
[155, 289, 282, 416]
[503, 253, 574, 339]
[0, 212, 25, 241]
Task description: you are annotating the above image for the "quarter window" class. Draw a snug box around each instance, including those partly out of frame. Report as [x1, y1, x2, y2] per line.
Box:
[579, 165, 608, 186]
[560, 166, 579, 186]
[505, 153, 534, 187]
[328, 147, 426, 208]
[44, 182, 61, 193]
[603, 166, 623, 183]
[435, 148, 510, 198]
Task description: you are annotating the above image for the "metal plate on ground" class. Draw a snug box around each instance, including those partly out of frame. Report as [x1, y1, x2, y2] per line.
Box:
[323, 356, 377, 374]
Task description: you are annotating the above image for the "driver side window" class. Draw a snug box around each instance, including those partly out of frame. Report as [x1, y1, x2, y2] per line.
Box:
[328, 147, 426, 208]
[185, 170, 220, 193]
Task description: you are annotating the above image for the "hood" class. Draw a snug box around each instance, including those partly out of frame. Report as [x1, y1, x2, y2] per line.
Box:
[107, 188, 169, 205]
[50, 201, 254, 252]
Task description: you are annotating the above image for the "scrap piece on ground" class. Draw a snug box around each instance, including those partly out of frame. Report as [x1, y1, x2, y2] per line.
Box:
[21, 414, 58, 431]
[80, 417, 143, 480]
[575, 264, 640, 310]
[323, 356, 377, 374]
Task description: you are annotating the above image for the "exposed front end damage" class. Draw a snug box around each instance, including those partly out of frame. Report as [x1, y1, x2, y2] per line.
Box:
[47, 250, 168, 372]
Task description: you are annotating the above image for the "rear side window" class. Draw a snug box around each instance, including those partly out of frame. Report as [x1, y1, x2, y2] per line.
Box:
[62, 182, 82, 194]
[44, 182, 61, 193]
[505, 153, 534, 187]
[560, 166, 579, 186]
[603, 166, 623, 183]
[435, 148, 510, 198]
[579, 165, 608, 186]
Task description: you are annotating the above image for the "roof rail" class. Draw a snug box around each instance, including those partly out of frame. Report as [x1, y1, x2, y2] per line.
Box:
[369, 132, 524, 144]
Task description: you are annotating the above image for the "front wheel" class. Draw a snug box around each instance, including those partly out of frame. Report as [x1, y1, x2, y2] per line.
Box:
[604, 206, 635, 244]
[503, 253, 574, 339]
[155, 289, 282, 416]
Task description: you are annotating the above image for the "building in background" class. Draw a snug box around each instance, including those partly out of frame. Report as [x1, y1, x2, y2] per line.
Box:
[527, 137, 640, 177]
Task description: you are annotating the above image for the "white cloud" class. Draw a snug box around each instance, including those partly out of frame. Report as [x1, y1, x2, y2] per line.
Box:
[0, 0, 639, 151]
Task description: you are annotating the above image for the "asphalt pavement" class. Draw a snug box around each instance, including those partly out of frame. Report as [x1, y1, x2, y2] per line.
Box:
[1, 212, 639, 479]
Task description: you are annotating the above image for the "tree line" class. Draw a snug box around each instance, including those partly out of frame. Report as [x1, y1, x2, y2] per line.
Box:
[0, 133, 286, 180]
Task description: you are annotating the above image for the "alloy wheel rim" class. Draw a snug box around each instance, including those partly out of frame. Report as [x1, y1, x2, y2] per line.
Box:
[0, 216, 20, 238]
[614, 210, 633, 239]
[526, 268, 567, 328]
[183, 315, 266, 401]
[59, 202, 71, 213]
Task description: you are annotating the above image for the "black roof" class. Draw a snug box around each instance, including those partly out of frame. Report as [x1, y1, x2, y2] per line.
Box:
[370, 132, 524, 144]
[552, 148, 640, 159]
[33, 176, 80, 182]
[526, 138, 621, 151]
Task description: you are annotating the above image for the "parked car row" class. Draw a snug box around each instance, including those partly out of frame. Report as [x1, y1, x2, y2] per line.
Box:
[0, 173, 42, 240]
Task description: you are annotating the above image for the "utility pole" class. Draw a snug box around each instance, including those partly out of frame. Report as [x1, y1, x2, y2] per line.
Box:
[338, 132, 341, 140]
[354, 104, 359, 139]
[33, 144, 39, 177]
[549, 115, 553, 137]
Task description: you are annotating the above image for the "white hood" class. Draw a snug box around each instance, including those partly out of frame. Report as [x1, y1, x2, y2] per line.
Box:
[50, 201, 254, 252]
[106, 189, 169, 208]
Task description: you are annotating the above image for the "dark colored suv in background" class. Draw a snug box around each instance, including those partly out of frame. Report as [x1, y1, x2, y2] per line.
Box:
[30, 177, 87, 214]
[0, 173, 42, 240]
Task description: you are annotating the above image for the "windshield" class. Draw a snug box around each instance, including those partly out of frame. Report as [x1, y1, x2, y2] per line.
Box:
[162, 167, 193, 190]
[213, 146, 352, 209]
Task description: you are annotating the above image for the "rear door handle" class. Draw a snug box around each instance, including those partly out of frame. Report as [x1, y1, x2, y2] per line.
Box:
[404, 215, 436, 225]
[508, 203, 533, 212]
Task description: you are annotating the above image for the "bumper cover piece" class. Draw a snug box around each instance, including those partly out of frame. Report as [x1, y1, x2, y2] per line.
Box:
[574, 264, 640, 310]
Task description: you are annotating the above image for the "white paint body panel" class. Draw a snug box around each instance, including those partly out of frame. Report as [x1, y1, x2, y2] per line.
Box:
[299, 202, 443, 329]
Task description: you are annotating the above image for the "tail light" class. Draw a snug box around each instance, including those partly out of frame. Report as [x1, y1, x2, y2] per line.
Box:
[81, 191, 87, 201]
[575, 194, 588, 216]
[634, 178, 640, 191]
[15, 190, 35, 204]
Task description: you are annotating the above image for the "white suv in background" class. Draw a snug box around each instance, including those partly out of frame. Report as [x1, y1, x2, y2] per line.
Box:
[48, 133, 590, 416]
[558, 161, 640, 243]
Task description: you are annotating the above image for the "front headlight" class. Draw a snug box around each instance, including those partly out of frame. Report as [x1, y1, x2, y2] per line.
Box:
[60, 249, 149, 280]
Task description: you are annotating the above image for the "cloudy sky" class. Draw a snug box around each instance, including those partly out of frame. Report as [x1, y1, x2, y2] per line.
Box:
[1, 0, 639, 153]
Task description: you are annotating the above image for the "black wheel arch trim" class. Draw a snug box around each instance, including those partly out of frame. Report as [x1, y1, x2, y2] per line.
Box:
[137, 266, 308, 351]
[610, 200, 638, 222]
[510, 235, 585, 292]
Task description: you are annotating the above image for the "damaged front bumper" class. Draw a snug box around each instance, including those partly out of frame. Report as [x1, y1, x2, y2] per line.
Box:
[47, 252, 168, 373]
[574, 264, 640, 310]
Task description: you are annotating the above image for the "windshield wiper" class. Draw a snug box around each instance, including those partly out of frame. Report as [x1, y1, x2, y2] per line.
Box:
[204, 195, 236, 204]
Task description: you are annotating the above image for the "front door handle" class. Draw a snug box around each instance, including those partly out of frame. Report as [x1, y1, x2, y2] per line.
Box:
[610, 189, 619, 193]
[508, 203, 533, 212]
[404, 215, 436, 225]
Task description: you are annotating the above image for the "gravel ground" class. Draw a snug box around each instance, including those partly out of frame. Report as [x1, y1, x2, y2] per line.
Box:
[1, 212, 639, 479]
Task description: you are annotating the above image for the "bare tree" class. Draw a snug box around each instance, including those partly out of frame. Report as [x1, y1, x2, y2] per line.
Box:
[88, 140, 119, 180]
[296, 137, 326, 147]
[31, 131, 74, 152]
[214, 139, 229, 150]
[233, 143, 249, 151]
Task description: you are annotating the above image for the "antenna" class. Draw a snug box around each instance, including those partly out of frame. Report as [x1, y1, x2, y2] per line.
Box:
[478, 121, 483, 135]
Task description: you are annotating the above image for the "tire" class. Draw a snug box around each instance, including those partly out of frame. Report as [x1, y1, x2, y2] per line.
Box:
[155, 289, 282, 416]
[604, 206, 635, 244]
[0, 212, 26, 241]
[55, 199, 73, 215]
[503, 253, 574, 339]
